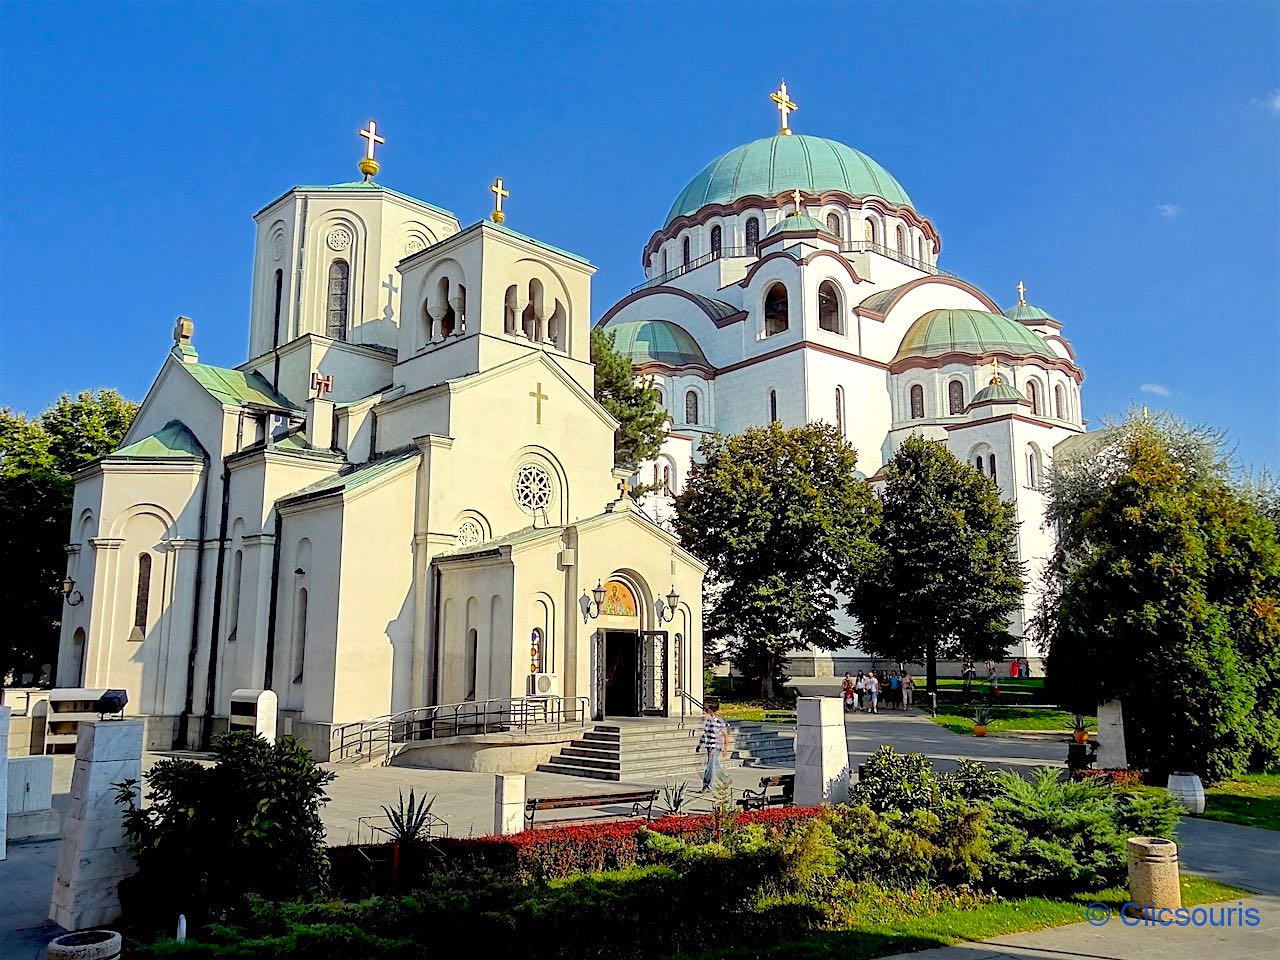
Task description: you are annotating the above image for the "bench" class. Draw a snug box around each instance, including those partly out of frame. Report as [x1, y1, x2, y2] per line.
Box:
[736, 774, 795, 811]
[524, 789, 659, 830]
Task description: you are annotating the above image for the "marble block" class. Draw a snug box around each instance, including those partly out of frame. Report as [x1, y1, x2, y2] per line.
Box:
[494, 773, 526, 836]
[1097, 699, 1128, 769]
[793, 696, 850, 807]
[1, 705, 10, 860]
[75, 719, 145, 764]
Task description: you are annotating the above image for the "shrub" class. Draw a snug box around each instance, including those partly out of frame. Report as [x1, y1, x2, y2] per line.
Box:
[828, 800, 991, 889]
[850, 746, 939, 812]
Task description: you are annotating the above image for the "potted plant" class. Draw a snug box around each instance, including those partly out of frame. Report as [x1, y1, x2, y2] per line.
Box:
[661, 781, 688, 817]
[1070, 714, 1090, 744]
[972, 707, 991, 737]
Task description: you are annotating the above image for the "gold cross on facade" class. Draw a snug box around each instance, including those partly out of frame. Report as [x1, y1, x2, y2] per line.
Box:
[358, 120, 385, 179]
[770, 81, 797, 135]
[791, 187, 804, 215]
[1017, 280, 1027, 306]
[490, 177, 509, 223]
[529, 381, 548, 423]
[617, 477, 631, 500]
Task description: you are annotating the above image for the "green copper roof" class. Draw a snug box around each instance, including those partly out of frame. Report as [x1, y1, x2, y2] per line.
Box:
[279, 449, 420, 506]
[110, 420, 205, 459]
[764, 214, 830, 239]
[666, 134, 913, 225]
[183, 362, 302, 412]
[895, 309, 1058, 362]
[606, 319, 710, 368]
[970, 379, 1028, 406]
[1004, 302, 1057, 324]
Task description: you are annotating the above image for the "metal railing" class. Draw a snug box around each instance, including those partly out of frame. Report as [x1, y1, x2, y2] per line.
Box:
[838, 241, 957, 278]
[330, 695, 591, 762]
[677, 689, 705, 729]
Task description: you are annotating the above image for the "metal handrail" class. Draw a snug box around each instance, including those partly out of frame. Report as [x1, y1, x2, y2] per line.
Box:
[330, 695, 591, 762]
[677, 689, 705, 728]
[838, 241, 957, 278]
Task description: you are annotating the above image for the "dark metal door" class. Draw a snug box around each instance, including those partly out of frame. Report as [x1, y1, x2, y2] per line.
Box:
[593, 632, 606, 721]
[639, 630, 668, 716]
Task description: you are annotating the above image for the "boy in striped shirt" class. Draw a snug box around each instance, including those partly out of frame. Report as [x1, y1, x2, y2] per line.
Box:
[697, 697, 729, 791]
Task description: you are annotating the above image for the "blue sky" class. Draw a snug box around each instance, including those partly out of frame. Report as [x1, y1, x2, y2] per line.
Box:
[2, 1, 1277, 468]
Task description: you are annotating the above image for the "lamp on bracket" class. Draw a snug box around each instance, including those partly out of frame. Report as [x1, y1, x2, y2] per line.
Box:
[61, 577, 83, 606]
[584, 580, 607, 620]
[655, 585, 680, 624]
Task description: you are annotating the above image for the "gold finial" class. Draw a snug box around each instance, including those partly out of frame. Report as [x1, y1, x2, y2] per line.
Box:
[358, 120, 385, 180]
[790, 187, 804, 216]
[1017, 280, 1027, 306]
[490, 177, 509, 223]
[989, 358, 1002, 386]
[1141, 405, 1150, 422]
[770, 80, 797, 136]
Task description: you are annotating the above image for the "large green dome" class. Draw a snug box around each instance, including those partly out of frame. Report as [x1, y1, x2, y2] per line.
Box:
[895, 309, 1057, 363]
[606, 319, 709, 367]
[665, 134, 913, 225]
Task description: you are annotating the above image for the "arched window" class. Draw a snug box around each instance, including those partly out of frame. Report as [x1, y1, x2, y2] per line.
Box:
[682, 236, 691, 267]
[825, 212, 842, 238]
[896, 225, 907, 257]
[227, 550, 243, 642]
[326, 260, 349, 341]
[465, 627, 478, 701]
[764, 283, 789, 336]
[745, 217, 760, 249]
[531, 627, 545, 674]
[684, 390, 699, 425]
[69, 627, 86, 687]
[272, 269, 284, 346]
[1026, 380, 1040, 415]
[131, 553, 152, 640]
[663, 464, 672, 495]
[988, 454, 997, 483]
[1054, 384, 1066, 420]
[975, 456, 984, 474]
[710, 225, 722, 255]
[1026, 448, 1039, 488]
[769, 389, 778, 422]
[916, 236, 924, 263]
[661, 249, 668, 275]
[674, 633, 684, 694]
[817, 280, 841, 333]
[835, 386, 845, 436]
[948, 380, 965, 415]
[909, 384, 924, 420]
[864, 219, 877, 245]
[292, 587, 308, 683]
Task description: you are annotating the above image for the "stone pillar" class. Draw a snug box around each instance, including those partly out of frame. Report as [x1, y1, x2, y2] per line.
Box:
[0, 705, 9, 860]
[50, 719, 144, 931]
[794, 697, 850, 807]
[494, 773, 525, 836]
[1097, 699, 1128, 769]
[1127, 837, 1180, 913]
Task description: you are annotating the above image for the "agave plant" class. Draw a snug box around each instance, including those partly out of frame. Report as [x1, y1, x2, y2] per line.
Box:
[661, 780, 688, 815]
[380, 788, 436, 845]
[972, 707, 993, 726]
[1070, 713, 1090, 732]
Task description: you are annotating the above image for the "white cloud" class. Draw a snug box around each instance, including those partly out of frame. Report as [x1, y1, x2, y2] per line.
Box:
[1156, 203, 1181, 220]
[1140, 383, 1172, 397]
[1269, 90, 1280, 114]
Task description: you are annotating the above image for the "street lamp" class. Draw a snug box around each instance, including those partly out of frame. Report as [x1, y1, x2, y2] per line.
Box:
[584, 580, 607, 619]
[655, 585, 680, 624]
[61, 577, 83, 606]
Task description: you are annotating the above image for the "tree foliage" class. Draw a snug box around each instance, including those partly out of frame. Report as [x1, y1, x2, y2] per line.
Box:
[673, 421, 879, 697]
[848, 435, 1025, 692]
[0, 389, 137, 685]
[1037, 412, 1280, 781]
[591, 328, 668, 469]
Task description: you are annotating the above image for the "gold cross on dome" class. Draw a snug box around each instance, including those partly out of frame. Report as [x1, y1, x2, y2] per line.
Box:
[1017, 280, 1027, 306]
[770, 81, 797, 135]
[359, 121, 385, 161]
[989, 358, 1002, 385]
[791, 188, 804, 215]
[490, 177, 510, 223]
[529, 381, 548, 424]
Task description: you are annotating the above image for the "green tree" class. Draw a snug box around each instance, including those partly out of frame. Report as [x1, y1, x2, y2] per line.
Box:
[0, 390, 138, 685]
[849, 435, 1025, 695]
[591, 328, 668, 469]
[1038, 412, 1280, 780]
[673, 421, 879, 698]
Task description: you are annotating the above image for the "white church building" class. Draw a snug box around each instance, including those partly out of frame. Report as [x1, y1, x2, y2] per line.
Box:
[56, 125, 707, 756]
[599, 83, 1085, 675]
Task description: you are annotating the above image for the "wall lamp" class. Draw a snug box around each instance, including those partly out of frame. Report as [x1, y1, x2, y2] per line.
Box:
[584, 580, 607, 619]
[655, 585, 680, 624]
[62, 577, 83, 606]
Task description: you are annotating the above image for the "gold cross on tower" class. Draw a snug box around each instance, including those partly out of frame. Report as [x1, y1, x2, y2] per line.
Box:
[791, 187, 804, 216]
[617, 476, 631, 500]
[490, 177, 509, 223]
[358, 120, 385, 180]
[770, 81, 797, 136]
[529, 381, 548, 424]
[1017, 280, 1027, 306]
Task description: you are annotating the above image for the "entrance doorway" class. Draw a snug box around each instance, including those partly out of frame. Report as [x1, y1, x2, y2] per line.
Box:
[601, 629, 668, 717]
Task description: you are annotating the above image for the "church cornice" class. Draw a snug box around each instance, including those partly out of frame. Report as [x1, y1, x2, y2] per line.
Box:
[716, 340, 890, 377]
[889, 350, 1084, 384]
[944, 412, 1086, 434]
[856, 276, 1002, 321]
[595, 286, 748, 331]
[735, 248, 865, 290]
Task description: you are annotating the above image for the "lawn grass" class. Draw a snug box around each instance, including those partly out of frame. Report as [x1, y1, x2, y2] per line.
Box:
[718, 702, 797, 725]
[688, 874, 1247, 960]
[935, 676, 1046, 693]
[930, 707, 1095, 736]
[1198, 772, 1280, 831]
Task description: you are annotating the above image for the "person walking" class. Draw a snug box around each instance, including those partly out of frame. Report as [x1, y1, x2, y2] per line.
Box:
[902, 671, 915, 709]
[697, 697, 729, 792]
[867, 672, 881, 714]
[889, 671, 901, 710]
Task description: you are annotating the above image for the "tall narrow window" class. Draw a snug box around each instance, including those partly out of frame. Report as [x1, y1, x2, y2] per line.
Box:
[975, 456, 984, 474]
[835, 386, 845, 435]
[674, 633, 684, 695]
[292, 588, 308, 683]
[745, 217, 760, 249]
[710, 225, 722, 255]
[131, 553, 152, 640]
[1054, 384, 1066, 420]
[682, 236, 691, 266]
[465, 628, 479, 701]
[909, 384, 924, 419]
[663, 465, 672, 495]
[865, 219, 877, 244]
[227, 550, 243, 642]
[948, 380, 965, 415]
[326, 260, 349, 340]
[989, 454, 997, 483]
[817, 280, 841, 333]
[531, 628, 545, 674]
[764, 283, 789, 336]
[896, 225, 907, 257]
[825, 212, 842, 238]
[684, 390, 699, 425]
[1027, 450, 1038, 488]
[916, 236, 924, 263]
[272, 269, 284, 346]
[1026, 380, 1040, 415]
[769, 389, 778, 423]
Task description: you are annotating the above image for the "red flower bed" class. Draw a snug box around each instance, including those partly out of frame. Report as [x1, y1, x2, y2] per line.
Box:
[1072, 768, 1144, 787]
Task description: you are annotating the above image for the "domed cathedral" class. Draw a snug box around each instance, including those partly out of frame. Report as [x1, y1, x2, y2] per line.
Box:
[597, 83, 1085, 674]
[56, 125, 706, 757]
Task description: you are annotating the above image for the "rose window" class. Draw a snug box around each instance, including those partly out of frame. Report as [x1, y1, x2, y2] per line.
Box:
[457, 520, 482, 546]
[513, 463, 553, 513]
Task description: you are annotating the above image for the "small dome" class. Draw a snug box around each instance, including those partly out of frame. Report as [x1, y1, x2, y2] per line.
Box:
[1005, 302, 1057, 324]
[763, 214, 831, 239]
[894, 308, 1058, 363]
[666, 134, 913, 225]
[970, 379, 1028, 407]
[605, 319, 710, 368]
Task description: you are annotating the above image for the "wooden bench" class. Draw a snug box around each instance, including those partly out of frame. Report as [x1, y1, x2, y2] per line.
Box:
[736, 774, 795, 811]
[524, 789, 659, 830]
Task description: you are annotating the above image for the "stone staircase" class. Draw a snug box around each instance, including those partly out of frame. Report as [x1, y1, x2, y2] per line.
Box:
[537, 719, 795, 782]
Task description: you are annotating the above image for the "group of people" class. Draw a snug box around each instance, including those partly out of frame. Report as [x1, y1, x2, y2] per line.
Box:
[960, 657, 1033, 694]
[840, 669, 915, 714]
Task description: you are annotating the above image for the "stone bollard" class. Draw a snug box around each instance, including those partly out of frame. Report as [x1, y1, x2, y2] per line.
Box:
[794, 697, 851, 807]
[1127, 837, 1181, 914]
[494, 773, 526, 835]
[47, 929, 123, 960]
[1166, 773, 1205, 814]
